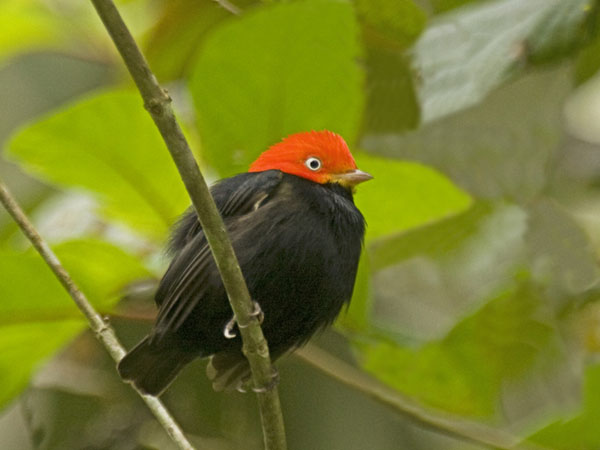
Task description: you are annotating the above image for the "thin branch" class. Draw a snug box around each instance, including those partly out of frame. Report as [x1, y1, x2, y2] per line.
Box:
[0, 180, 196, 450]
[295, 344, 551, 450]
[88, 1, 287, 449]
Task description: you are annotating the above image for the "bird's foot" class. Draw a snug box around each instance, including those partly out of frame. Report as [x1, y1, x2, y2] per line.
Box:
[223, 300, 264, 339]
[249, 300, 264, 325]
[252, 367, 280, 393]
[236, 367, 280, 394]
[223, 316, 237, 339]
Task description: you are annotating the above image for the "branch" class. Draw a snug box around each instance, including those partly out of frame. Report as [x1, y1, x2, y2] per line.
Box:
[88, 1, 287, 449]
[0, 180, 196, 450]
[295, 345, 551, 450]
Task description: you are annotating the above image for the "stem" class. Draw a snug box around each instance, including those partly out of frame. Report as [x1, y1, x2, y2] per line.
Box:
[88, 1, 286, 449]
[295, 345, 550, 450]
[0, 180, 196, 450]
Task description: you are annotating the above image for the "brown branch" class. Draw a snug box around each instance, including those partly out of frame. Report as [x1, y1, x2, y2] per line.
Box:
[0, 179, 196, 450]
[88, 1, 286, 449]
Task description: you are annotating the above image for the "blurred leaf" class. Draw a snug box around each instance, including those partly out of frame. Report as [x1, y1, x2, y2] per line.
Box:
[0, 0, 64, 66]
[145, 0, 257, 80]
[0, 239, 149, 408]
[189, 0, 363, 176]
[359, 282, 569, 417]
[362, 47, 420, 134]
[575, 2, 600, 85]
[363, 66, 571, 203]
[356, 0, 427, 48]
[526, 200, 600, 299]
[576, 34, 600, 85]
[55, 239, 152, 310]
[6, 90, 190, 240]
[354, 152, 472, 241]
[368, 202, 528, 340]
[430, 0, 481, 14]
[339, 254, 372, 332]
[530, 363, 600, 450]
[0, 321, 84, 410]
[526, 0, 591, 65]
[412, 0, 590, 122]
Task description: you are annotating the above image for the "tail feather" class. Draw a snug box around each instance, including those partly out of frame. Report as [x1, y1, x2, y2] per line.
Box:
[118, 336, 194, 396]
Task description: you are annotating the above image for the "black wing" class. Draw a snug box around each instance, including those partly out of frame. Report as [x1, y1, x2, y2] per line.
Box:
[167, 170, 282, 255]
[151, 170, 283, 341]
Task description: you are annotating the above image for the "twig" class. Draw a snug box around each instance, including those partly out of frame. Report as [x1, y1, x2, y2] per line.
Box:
[295, 344, 551, 450]
[0, 180, 196, 450]
[88, 1, 287, 449]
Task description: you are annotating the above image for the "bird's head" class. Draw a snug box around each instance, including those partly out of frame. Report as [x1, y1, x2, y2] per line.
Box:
[248, 130, 372, 189]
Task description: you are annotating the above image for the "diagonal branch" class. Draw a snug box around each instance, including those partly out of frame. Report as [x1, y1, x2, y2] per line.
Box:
[0, 179, 196, 450]
[88, 1, 287, 449]
[296, 345, 551, 450]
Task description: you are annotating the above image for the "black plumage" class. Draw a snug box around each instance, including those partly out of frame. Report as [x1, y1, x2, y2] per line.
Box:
[118, 170, 366, 395]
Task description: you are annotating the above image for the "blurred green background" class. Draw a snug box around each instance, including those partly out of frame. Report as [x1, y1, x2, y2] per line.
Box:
[2, 0, 600, 449]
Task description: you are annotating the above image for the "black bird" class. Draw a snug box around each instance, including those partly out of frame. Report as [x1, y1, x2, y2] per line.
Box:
[118, 130, 372, 395]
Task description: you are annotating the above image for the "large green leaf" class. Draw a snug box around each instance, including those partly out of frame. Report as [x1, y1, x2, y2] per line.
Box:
[412, 0, 590, 122]
[189, 0, 363, 176]
[7, 90, 190, 240]
[354, 152, 472, 241]
[0, 321, 84, 409]
[0, 239, 150, 408]
[367, 202, 528, 340]
[0, 0, 64, 67]
[359, 282, 572, 418]
[144, 0, 258, 80]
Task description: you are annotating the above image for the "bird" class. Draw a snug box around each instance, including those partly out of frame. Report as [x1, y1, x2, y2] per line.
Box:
[117, 130, 372, 395]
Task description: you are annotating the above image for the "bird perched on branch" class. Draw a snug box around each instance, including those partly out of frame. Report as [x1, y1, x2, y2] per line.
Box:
[118, 130, 372, 395]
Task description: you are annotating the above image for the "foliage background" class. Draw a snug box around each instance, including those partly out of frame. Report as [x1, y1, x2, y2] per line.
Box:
[1, 0, 600, 448]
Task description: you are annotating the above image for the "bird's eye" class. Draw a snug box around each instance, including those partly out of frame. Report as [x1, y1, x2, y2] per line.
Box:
[305, 157, 322, 171]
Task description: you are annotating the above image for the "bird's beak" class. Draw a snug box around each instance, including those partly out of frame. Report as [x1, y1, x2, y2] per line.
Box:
[334, 169, 373, 187]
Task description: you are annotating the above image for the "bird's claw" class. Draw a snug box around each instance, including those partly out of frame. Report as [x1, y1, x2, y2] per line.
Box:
[223, 316, 237, 339]
[223, 300, 264, 339]
[236, 367, 279, 394]
[249, 300, 264, 325]
[252, 367, 280, 393]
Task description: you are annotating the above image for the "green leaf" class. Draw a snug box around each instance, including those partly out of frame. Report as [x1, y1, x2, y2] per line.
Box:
[413, 0, 590, 122]
[144, 0, 258, 80]
[7, 90, 190, 240]
[0, 239, 150, 408]
[363, 66, 572, 203]
[368, 202, 528, 340]
[359, 282, 568, 417]
[362, 47, 420, 134]
[0, 0, 64, 66]
[575, 3, 600, 85]
[189, 0, 364, 176]
[530, 363, 600, 450]
[354, 152, 472, 241]
[526, 200, 600, 298]
[0, 321, 84, 409]
[430, 0, 481, 13]
[355, 0, 427, 48]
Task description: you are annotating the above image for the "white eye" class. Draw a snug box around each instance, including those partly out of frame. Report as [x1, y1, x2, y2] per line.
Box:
[305, 157, 322, 171]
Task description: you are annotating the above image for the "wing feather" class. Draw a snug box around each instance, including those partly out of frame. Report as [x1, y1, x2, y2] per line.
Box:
[152, 170, 283, 341]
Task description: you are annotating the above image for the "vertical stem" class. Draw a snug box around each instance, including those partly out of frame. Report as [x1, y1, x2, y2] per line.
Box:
[88, 1, 287, 448]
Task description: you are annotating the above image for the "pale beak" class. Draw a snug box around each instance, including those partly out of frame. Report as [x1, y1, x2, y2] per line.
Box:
[334, 169, 373, 186]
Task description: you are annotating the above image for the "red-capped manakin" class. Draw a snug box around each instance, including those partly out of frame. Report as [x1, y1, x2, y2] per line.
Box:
[118, 130, 372, 395]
